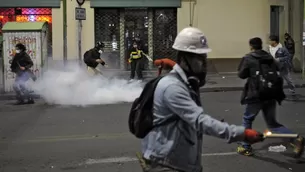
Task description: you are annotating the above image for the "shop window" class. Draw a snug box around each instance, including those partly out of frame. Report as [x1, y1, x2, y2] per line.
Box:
[95, 8, 120, 69]
[153, 8, 177, 61]
[94, 8, 177, 70]
[94, 9, 120, 47]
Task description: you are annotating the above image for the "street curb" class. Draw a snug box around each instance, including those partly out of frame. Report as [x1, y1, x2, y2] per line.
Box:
[0, 94, 41, 101]
[199, 83, 305, 93]
[1, 84, 305, 101]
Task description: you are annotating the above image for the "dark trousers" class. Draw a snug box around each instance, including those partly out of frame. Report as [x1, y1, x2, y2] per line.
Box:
[130, 58, 143, 79]
[241, 100, 294, 148]
[13, 71, 33, 101]
[289, 54, 294, 72]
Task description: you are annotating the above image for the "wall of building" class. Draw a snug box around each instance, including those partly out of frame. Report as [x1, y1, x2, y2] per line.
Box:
[290, 0, 304, 71]
[51, 0, 303, 72]
[52, 0, 94, 61]
[178, 0, 296, 72]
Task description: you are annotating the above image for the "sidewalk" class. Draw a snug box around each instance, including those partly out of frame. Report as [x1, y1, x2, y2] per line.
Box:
[1, 73, 305, 100]
[202, 73, 305, 92]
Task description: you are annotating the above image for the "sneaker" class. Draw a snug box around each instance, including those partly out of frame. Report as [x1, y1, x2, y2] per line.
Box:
[288, 89, 296, 95]
[290, 136, 304, 158]
[27, 99, 35, 104]
[237, 145, 254, 156]
[14, 100, 26, 105]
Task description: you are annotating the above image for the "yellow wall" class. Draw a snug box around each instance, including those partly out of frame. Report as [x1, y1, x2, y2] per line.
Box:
[52, 0, 94, 60]
[51, 0, 302, 69]
[290, 0, 304, 71]
[178, 0, 289, 59]
[51, 2, 63, 60]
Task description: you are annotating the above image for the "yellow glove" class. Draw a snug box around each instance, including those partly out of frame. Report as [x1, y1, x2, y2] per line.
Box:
[128, 58, 132, 63]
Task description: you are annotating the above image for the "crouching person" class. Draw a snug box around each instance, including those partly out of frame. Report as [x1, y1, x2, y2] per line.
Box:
[83, 41, 106, 76]
[10, 43, 35, 105]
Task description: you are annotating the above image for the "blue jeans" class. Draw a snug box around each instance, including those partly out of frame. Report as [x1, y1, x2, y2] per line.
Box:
[13, 71, 32, 101]
[242, 100, 293, 148]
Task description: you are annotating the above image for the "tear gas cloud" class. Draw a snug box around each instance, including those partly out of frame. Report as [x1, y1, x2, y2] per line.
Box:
[29, 64, 143, 106]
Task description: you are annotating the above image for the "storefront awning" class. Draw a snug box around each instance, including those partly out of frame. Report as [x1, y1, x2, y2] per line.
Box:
[0, 0, 60, 8]
[2, 22, 47, 32]
[90, 0, 181, 8]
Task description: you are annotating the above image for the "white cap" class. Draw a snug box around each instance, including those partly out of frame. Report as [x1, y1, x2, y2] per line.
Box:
[172, 27, 211, 54]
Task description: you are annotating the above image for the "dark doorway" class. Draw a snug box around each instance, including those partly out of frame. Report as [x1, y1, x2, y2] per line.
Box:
[270, 6, 281, 37]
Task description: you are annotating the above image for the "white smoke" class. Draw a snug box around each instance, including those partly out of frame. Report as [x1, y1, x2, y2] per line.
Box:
[29, 64, 143, 106]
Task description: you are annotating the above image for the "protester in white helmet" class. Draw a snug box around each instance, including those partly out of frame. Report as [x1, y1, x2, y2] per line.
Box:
[140, 27, 264, 172]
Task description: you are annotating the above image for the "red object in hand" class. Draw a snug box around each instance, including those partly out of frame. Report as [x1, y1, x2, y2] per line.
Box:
[154, 58, 176, 69]
[154, 59, 163, 67]
[244, 129, 264, 144]
[154, 58, 176, 76]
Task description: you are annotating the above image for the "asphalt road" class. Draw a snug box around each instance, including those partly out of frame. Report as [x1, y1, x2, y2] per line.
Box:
[0, 89, 305, 172]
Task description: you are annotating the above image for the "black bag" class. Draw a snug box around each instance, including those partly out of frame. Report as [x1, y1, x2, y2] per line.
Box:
[128, 76, 164, 139]
[83, 51, 90, 65]
[256, 60, 285, 101]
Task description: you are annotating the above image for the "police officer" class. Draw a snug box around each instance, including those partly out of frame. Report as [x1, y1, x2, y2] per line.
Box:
[129, 41, 144, 80]
[83, 41, 106, 76]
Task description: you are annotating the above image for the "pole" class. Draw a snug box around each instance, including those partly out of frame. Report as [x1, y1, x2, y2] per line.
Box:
[78, 9, 82, 66]
[303, 45, 305, 79]
[63, 0, 68, 66]
[300, 0, 305, 80]
[189, 0, 192, 26]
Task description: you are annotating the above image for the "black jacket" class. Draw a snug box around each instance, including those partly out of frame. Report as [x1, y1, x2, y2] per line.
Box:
[10, 51, 33, 74]
[84, 48, 101, 68]
[284, 37, 295, 55]
[238, 50, 284, 105]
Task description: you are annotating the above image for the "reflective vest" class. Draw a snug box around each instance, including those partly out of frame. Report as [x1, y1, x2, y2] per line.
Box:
[130, 50, 142, 59]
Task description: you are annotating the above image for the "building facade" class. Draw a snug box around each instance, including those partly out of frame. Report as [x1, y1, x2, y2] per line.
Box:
[0, 0, 304, 73]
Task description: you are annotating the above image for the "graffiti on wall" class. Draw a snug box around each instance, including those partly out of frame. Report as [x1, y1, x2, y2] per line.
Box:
[9, 36, 37, 58]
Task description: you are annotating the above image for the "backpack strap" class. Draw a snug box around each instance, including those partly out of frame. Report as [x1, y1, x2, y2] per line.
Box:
[258, 60, 264, 75]
[151, 73, 179, 128]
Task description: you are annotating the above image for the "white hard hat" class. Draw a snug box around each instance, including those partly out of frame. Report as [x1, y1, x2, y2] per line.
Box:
[172, 27, 211, 54]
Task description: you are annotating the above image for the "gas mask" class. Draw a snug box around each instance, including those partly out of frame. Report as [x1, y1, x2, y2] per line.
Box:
[181, 54, 207, 90]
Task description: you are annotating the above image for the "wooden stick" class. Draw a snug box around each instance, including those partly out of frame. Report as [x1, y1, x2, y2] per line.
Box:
[136, 152, 148, 171]
[264, 133, 299, 138]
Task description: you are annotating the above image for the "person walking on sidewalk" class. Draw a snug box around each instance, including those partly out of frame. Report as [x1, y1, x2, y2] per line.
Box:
[268, 35, 296, 95]
[10, 43, 35, 105]
[140, 27, 264, 172]
[237, 37, 304, 157]
[284, 33, 295, 71]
